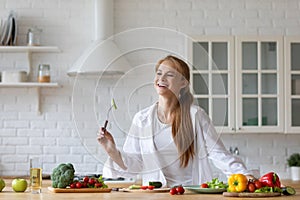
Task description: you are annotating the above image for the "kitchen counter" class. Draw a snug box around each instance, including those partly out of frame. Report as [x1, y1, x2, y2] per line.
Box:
[0, 179, 299, 200]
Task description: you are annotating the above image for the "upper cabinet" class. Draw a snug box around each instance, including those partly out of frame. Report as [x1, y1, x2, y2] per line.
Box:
[190, 36, 285, 134]
[285, 37, 300, 133]
[189, 36, 235, 133]
[236, 36, 284, 133]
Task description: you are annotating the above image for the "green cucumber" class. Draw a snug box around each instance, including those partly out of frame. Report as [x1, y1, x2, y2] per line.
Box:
[149, 181, 162, 188]
[128, 184, 141, 189]
[282, 186, 296, 195]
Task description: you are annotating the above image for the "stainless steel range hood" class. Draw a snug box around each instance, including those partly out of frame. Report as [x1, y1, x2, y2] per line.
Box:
[67, 0, 131, 77]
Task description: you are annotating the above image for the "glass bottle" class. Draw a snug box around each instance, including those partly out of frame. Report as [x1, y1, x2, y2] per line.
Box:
[38, 64, 50, 83]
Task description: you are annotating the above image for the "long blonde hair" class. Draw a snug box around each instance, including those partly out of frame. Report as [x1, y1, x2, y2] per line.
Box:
[155, 55, 195, 168]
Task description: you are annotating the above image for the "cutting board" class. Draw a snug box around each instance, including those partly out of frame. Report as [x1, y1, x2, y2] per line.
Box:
[120, 188, 170, 193]
[48, 187, 112, 193]
[223, 192, 281, 198]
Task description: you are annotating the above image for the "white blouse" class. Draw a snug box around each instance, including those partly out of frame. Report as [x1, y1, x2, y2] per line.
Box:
[152, 108, 192, 187]
[102, 103, 250, 187]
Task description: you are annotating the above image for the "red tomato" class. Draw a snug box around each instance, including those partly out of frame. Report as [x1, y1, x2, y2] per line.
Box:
[70, 183, 76, 188]
[201, 183, 209, 188]
[254, 180, 262, 189]
[147, 185, 155, 190]
[141, 186, 148, 190]
[169, 187, 177, 195]
[82, 182, 88, 188]
[76, 182, 82, 189]
[83, 176, 89, 183]
[94, 183, 103, 188]
[176, 186, 185, 194]
[247, 182, 256, 193]
[88, 178, 96, 185]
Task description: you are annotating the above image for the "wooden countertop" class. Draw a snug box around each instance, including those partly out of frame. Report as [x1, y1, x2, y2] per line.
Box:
[0, 179, 299, 200]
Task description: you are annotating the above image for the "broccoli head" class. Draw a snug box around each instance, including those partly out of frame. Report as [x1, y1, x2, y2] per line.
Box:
[51, 163, 75, 188]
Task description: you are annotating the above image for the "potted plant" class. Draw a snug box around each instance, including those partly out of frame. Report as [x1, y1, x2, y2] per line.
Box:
[287, 153, 300, 181]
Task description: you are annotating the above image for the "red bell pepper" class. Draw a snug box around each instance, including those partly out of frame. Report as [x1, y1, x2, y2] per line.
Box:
[259, 172, 281, 188]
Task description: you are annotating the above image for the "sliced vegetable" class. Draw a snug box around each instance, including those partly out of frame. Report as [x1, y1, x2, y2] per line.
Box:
[149, 181, 162, 188]
[227, 174, 248, 192]
[254, 186, 282, 193]
[111, 98, 117, 110]
[206, 178, 227, 189]
[282, 186, 296, 195]
[128, 184, 142, 189]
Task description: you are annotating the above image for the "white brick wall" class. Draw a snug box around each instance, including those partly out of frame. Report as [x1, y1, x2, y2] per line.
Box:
[0, 0, 299, 180]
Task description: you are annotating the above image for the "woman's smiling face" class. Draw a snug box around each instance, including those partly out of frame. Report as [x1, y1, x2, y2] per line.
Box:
[154, 60, 187, 97]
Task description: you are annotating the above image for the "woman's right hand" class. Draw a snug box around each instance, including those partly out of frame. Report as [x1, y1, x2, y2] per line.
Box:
[97, 127, 117, 154]
[97, 128, 127, 170]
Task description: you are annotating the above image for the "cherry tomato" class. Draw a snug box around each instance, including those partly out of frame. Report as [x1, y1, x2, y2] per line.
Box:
[81, 182, 87, 188]
[254, 180, 262, 189]
[169, 187, 177, 195]
[94, 183, 103, 188]
[176, 186, 185, 194]
[83, 176, 89, 183]
[247, 182, 256, 193]
[88, 178, 96, 185]
[70, 183, 76, 188]
[148, 185, 155, 190]
[201, 183, 209, 188]
[76, 182, 82, 189]
[141, 186, 148, 190]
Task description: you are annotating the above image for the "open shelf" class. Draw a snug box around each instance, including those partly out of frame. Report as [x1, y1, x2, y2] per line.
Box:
[0, 45, 61, 114]
[0, 82, 61, 114]
[0, 46, 60, 53]
[0, 82, 59, 87]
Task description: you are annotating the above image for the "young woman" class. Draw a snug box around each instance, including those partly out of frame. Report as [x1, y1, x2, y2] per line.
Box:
[97, 55, 253, 187]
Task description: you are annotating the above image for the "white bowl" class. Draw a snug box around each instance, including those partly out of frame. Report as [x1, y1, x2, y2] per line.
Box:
[1, 70, 28, 82]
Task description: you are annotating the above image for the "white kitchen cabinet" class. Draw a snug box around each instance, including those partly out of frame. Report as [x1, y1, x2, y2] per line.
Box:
[235, 36, 284, 133]
[188, 36, 235, 133]
[0, 45, 61, 114]
[285, 36, 300, 133]
[190, 36, 284, 133]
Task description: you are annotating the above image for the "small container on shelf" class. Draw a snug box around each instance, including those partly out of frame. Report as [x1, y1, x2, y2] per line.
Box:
[27, 27, 42, 46]
[2, 70, 28, 82]
[38, 64, 50, 83]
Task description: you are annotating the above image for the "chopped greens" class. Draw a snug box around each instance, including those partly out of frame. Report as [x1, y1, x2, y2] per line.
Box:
[207, 178, 228, 189]
[255, 186, 282, 193]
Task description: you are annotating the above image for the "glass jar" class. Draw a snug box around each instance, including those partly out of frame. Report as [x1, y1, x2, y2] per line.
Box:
[38, 64, 50, 83]
[27, 27, 42, 46]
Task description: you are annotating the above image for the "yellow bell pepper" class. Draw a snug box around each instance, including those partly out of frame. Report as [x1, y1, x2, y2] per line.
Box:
[227, 174, 248, 192]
